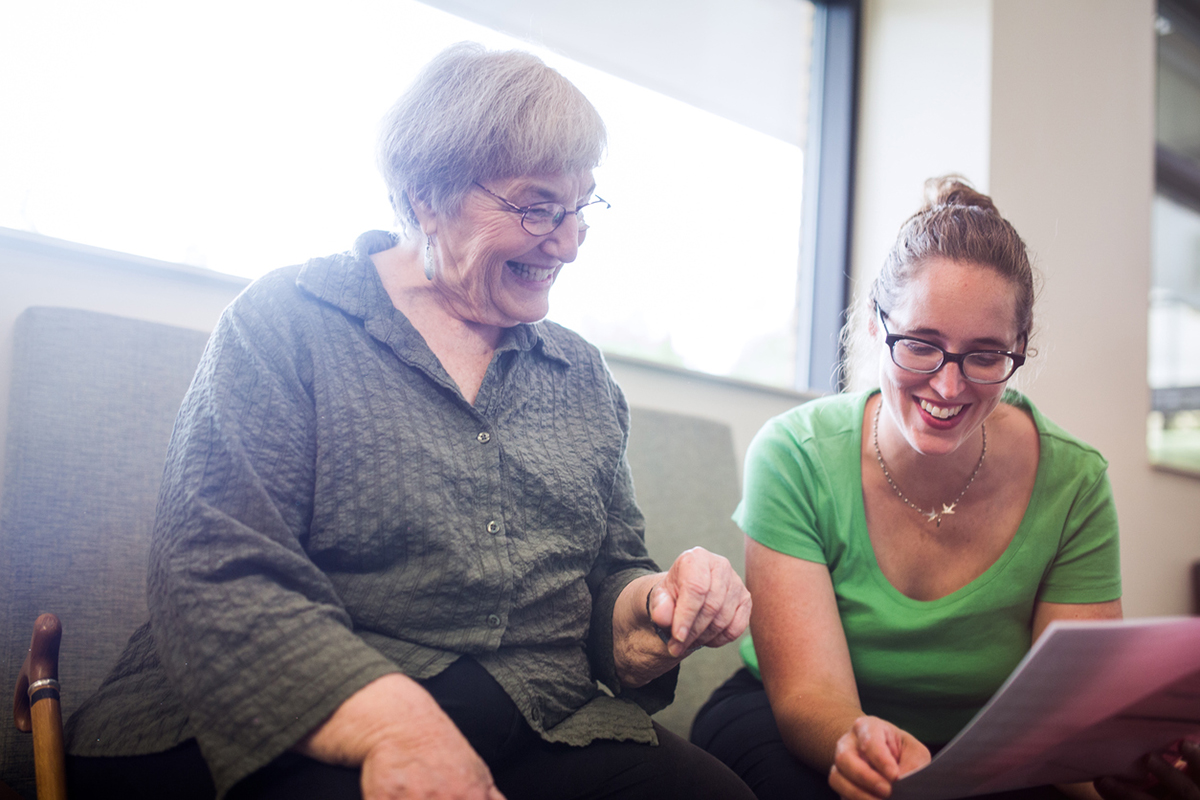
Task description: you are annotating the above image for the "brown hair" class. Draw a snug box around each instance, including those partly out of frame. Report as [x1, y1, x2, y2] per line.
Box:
[870, 176, 1035, 341]
[839, 176, 1037, 389]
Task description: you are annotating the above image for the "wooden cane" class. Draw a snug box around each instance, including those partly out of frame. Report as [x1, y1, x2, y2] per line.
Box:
[13, 613, 67, 800]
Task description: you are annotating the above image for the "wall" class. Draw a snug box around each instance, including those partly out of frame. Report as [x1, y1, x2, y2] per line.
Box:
[0, 229, 248, 479]
[855, 0, 1200, 616]
[852, 0, 994, 309]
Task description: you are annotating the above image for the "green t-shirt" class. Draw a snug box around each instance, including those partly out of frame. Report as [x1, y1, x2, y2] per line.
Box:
[735, 390, 1121, 745]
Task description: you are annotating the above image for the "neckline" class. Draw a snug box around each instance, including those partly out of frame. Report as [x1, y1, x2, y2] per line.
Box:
[853, 389, 1044, 607]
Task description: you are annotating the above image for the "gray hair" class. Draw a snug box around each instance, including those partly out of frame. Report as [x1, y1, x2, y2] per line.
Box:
[377, 42, 607, 233]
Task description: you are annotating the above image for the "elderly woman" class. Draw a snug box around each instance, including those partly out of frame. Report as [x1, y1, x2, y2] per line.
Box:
[691, 178, 1123, 800]
[64, 44, 754, 800]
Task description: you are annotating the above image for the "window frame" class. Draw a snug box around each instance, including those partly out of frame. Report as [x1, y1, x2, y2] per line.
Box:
[796, 0, 861, 393]
[1151, 0, 1200, 474]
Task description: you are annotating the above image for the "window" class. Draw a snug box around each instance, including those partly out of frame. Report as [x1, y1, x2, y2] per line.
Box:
[1151, 0, 1200, 474]
[2, 0, 856, 391]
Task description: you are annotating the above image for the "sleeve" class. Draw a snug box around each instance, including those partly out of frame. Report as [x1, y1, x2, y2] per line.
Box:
[147, 288, 398, 796]
[732, 415, 830, 565]
[584, 368, 677, 710]
[1037, 457, 1123, 604]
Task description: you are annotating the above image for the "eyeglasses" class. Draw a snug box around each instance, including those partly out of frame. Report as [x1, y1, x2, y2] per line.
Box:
[876, 305, 1026, 384]
[474, 181, 610, 236]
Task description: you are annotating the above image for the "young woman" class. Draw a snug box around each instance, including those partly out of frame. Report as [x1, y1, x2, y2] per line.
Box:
[692, 177, 1122, 800]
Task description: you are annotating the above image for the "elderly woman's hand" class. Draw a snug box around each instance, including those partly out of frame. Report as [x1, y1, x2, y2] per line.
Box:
[1094, 739, 1200, 800]
[362, 737, 505, 800]
[612, 547, 751, 687]
[649, 546, 752, 658]
[297, 674, 505, 800]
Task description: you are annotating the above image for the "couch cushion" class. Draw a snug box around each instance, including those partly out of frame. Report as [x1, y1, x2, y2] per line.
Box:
[0, 307, 209, 796]
[627, 406, 745, 738]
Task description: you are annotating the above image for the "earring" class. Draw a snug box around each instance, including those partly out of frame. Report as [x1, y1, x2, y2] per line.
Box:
[423, 235, 435, 281]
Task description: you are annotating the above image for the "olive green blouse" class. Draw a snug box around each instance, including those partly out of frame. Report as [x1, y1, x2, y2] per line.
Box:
[66, 232, 674, 796]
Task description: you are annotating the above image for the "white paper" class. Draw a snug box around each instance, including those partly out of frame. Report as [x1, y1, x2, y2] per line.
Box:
[888, 616, 1200, 800]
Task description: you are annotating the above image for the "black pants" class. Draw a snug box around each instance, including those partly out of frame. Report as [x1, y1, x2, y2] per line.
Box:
[68, 657, 755, 800]
[691, 669, 1067, 800]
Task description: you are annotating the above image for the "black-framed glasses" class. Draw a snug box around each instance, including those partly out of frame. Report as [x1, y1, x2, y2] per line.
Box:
[876, 305, 1026, 384]
[473, 181, 610, 236]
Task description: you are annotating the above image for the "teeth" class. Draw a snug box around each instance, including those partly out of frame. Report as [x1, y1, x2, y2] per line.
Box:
[920, 399, 963, 419]
[508, 262, 555, 281]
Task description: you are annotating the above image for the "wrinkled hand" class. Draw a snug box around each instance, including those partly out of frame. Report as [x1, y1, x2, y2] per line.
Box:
[1094, 739, 1200, 800]
[828, 716, 930, 800]
[361, 734, 505, 800]
[296, 674, 506, 800]
[648, 546, 751, 658]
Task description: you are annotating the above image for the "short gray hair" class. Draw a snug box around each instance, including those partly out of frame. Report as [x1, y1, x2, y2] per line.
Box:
[377, 42, 608, 233]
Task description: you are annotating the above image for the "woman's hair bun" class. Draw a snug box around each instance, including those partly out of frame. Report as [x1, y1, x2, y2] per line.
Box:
[843, 172, 1038, 388]
[867, 172, 1035, 345]
[922, 174, 998, 214]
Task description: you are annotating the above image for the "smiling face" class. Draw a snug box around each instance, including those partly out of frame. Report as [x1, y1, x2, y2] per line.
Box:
[875, 257, 1023, 458]
[421, 171, 594, 328]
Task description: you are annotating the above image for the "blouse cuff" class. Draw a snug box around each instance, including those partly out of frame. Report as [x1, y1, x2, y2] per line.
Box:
[587, 567, 678, 715]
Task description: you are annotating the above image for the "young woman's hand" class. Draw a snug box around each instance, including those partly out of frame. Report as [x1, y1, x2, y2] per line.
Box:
[828, 716, 930, 800]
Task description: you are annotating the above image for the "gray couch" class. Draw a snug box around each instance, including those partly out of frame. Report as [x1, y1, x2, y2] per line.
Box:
[0, 307, 746, 797]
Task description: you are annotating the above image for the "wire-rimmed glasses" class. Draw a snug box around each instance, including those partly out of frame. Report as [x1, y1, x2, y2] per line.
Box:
[876, 304, 1026, 384]
[474, 181, 610, 236]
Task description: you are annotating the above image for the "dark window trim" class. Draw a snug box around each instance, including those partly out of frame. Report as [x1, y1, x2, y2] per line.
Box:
[1158, 144, 1200, 216]
[1159, 0, 1200, 212]
[1159, 0, 1200, 213]
[798, 0, 861, 393]
[1151, 0, 1200, 477]
[1160, 0, 1200, 44]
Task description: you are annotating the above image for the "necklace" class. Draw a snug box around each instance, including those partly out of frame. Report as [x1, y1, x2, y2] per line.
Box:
[872, 402, 987, 528]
